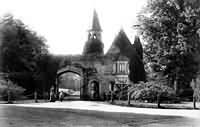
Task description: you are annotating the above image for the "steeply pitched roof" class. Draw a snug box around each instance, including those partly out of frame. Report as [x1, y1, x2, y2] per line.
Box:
[106, 29, 131, 61]
[106, 29, 132, 55]
[88, 10, 102, 32]
[106, 40, 120, 55]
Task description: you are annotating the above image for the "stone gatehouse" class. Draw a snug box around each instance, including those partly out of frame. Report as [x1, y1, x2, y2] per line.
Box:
[56, 10, 135, 100]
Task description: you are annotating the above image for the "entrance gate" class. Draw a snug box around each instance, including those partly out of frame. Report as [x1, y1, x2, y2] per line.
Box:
[56, 65, 86, 100]
[56, 65, 101, 100]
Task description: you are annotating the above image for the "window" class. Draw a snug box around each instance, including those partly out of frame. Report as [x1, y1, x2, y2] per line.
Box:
[119, 63, 122, 72]
[118, 63, 126, 73]
[122, 63, 125, 73]
[126, 63, 129, 74]
[112, 63, 116, 73]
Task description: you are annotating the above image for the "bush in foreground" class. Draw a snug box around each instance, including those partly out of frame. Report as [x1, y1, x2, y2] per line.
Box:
[131, 81, 176, 107]
[0, 79, 25, 101]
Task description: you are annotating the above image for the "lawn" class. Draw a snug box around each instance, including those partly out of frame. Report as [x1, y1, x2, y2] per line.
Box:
[1, 98, 200, 110]
[112, 100, 200, 109]
[0, 105, 199, 127]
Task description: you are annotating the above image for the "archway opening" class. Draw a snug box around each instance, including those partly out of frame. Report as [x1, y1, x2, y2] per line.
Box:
[58, 72, 82, 100]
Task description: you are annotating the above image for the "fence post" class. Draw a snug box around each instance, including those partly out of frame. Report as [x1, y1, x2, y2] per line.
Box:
[34, 91, 38, 103]
[110, 91, 114, 103]
[128, 92, 131, 105]
[7, 80, 12, 104]
[7, 89, 12, 104]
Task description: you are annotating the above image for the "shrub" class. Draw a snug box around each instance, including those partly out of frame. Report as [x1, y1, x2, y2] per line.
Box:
[131, 81, 176, 103]
[0, 79, 25, 101]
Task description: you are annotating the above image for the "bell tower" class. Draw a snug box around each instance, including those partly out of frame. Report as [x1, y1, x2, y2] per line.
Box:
[83, 9, 104, 55]
[88, 10, 102, 40]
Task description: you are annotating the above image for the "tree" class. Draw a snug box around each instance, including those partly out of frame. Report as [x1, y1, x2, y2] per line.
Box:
[137, 0, 200, 95]
[133, 36, 143, 60]
[0, 14, 48, 92]
[34, 54, 60, 97]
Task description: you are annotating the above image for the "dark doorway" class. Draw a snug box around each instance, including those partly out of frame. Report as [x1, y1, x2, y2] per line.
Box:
[89, 80, 99, 100]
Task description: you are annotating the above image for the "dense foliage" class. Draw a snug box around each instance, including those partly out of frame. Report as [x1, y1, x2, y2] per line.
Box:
[137, 0, 200, 95]
[129, 70, 176, 107]
[133, 36, 143, 60]
[0, 15, 59, 94]
[0, 15, 48, 73]
[34, 54, 60, 94]
[131, 79, 175, 103]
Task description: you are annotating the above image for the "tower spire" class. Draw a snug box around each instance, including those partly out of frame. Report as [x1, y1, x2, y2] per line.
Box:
[83, 9, 104, 55]
[88, 9, 102, 40]
[89, 9, 102, 32]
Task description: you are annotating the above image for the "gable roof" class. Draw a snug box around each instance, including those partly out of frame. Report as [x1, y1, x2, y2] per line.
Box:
[106, 39, 120, 55]
[106, 29, 131, 61]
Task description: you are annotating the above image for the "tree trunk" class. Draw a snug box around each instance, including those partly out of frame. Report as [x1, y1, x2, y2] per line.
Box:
[192, 79, 197, 109]
[34, 91, 38, 103]
[110, 91, 114, 103]
[193, 95, 196, 109]
[7, 90, 12, 104]
[118, 91, 121, 101]
[157, 94, 161, 108]
[174, 79, 178, 95]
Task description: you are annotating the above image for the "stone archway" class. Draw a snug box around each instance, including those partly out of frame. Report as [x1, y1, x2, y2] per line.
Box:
[57, 66, 83, 77]
[56, 65, 87, 100]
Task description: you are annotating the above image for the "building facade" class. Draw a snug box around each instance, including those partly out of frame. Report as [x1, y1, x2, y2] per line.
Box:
[57, 10, 133, 100]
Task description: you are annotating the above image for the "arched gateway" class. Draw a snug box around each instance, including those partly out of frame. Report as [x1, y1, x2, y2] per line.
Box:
[56, 65, 88, 100]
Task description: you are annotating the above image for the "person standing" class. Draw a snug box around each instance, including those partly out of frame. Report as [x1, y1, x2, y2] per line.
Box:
[49, 86, 55, 102]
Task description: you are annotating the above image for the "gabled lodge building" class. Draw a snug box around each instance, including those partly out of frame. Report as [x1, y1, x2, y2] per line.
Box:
[56, 10, 139, 100]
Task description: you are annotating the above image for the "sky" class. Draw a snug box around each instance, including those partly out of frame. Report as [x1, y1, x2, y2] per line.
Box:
[0, 0, 147, 55]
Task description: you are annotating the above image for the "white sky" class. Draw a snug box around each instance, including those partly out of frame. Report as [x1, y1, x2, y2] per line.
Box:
[0, 0, 147, 55]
